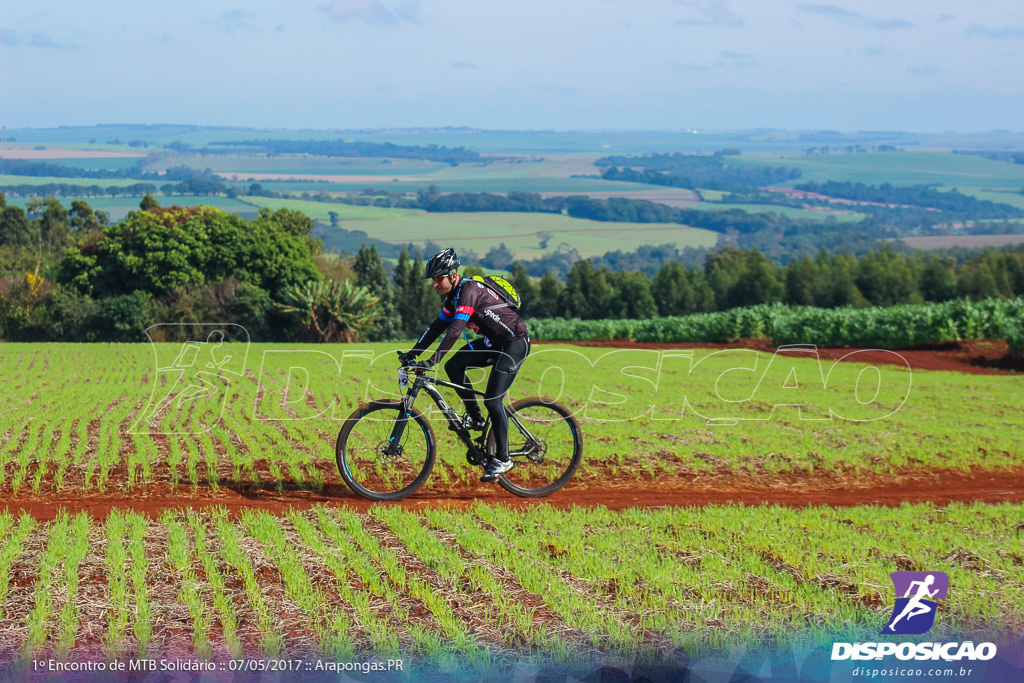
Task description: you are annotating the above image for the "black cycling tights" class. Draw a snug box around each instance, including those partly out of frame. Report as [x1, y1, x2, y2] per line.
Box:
[444, 337, 531, 459]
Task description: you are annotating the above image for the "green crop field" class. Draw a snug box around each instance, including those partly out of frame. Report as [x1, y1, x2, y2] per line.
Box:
[140, 154, 449, 178]
[695, 202, 863, 221]
[0, 341, 1021, 671]
[0, 175, 145, 188]
[3, 195, 263, 223]
[952, 187, 1024, 210]
[241, 196, 424, 221]
[0, 341, 1020, 497]
[258, 175, 652, 194]
[312, 211, 719, 259]
[731, 152, 1024, 190]
[0, 502, 1019, 672]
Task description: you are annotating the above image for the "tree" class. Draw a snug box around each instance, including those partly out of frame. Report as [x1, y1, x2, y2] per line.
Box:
[855, 245, 921, 306]
[534, 272, 564, 318]
[507, 261, 537, 315]
[27, 196, 72, 253]
[416, 184, 441, 206]
[652, 262, 695, 316]
[140, 194, 160, 211]
[278, 280, 381, 343]
[57, 205, 320, 300]
[783, 254, 823, 306]
[353, 244, 400, 341]
[816, 251, 868, 308]
[482, 243, 515, 270]
[609, 270, 657, 319]
[704, 246, 782, 309]
[559, 260, 612, 319]
[918, 255, 958, 302]
[69, 199, 109, 233]
[392, 246, 435, 338]
[0, 205, 36, 248]
[256, 207, 315, 237]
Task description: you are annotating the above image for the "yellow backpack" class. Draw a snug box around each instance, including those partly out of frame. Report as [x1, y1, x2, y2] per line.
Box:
[468, 274, 522, 311]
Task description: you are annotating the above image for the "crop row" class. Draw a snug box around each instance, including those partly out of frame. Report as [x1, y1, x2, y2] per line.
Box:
[0, 342, 1022, 494]
[0, 502, 1021, 670]
[527, 297, 1024, 351]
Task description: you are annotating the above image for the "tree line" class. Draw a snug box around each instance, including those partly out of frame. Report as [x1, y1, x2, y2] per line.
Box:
[3, 192, 1023, 344]
[196, 138, 482, 165]
[793, 181, 1024, 219]
[595, 150, 803, 188]
[499, 245, 1024, 321]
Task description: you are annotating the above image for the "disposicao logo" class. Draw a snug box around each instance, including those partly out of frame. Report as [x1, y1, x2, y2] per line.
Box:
[884, 571, 949, 635]
[831, 569, 997, 663]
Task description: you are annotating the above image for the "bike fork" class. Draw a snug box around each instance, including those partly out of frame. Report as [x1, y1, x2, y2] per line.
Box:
[385, 396, 414, 456]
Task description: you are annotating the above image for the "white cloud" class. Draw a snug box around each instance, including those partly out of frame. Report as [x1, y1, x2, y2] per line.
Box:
[797, 4, 913, 30]
[219, 9, 256, 34]
[966, 24, 1024, 40]
[857, 43, 887, 57]
[317, 0, 421, 25]
[0, 27, 78, 49]
[675, 0, 743, 27]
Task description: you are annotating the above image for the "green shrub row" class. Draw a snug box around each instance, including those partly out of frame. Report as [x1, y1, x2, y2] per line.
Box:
[527, 297, 1024, 354]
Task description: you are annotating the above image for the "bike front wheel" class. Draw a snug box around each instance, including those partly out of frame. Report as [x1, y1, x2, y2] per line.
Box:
[336, 401, 436, 501]
[487, 397, 583, 497]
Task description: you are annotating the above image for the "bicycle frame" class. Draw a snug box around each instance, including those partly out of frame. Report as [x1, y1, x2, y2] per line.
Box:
[384, 367, 542, 462]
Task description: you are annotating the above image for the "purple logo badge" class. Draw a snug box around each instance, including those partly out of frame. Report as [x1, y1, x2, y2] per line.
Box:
[884, 571, 949, 635]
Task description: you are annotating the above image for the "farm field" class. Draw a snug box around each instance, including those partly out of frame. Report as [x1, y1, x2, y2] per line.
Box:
[3, 194, 263, 224]
[732, 152, 1024, 190]
[0, 502, 1021, 678]
[0, 175, 147, 189]
[140, 154, 449, 178]
[0, 341, 1021, 498]
[897, 235, 1024, 250]
[310, 211, 719, 259]
[9, 126, 1024, 156]
[0, 341, 1022, 677]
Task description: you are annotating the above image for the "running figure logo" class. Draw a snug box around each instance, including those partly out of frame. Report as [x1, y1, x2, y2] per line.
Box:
[884, 571, 949, 635]
[132, 324, 250, 435]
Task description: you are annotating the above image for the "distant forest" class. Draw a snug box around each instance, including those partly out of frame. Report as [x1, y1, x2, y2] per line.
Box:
[793, 181, 1023, 219]
[596, 151, 803, 189]
[202, 139, 481, 165]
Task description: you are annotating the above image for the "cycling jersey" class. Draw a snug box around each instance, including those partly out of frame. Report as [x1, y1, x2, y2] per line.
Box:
[411, 278, 529, 366]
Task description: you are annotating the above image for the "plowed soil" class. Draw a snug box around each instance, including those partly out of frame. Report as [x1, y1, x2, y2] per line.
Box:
[539, 338, 1024, 375]
[5, 339, 1020, 521]
[4, 467, 1023, 522]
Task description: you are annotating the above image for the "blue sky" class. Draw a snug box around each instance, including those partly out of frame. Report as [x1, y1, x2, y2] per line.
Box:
[1, 0, 1022, 132]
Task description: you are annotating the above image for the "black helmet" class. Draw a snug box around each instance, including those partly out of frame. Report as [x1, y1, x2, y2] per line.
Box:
[424, 248, 460, 279]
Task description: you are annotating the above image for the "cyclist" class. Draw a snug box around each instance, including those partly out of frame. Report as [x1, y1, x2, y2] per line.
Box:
[400, 248, 531, 482]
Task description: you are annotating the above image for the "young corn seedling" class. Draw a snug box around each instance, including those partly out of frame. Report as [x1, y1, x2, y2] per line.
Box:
[187, 512, 242, 658]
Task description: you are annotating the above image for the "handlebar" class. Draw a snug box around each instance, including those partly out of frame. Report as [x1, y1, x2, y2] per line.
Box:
[396, 351, 432, 373]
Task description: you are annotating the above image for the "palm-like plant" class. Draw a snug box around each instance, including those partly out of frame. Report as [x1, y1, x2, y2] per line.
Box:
[279, 279, 382, 342]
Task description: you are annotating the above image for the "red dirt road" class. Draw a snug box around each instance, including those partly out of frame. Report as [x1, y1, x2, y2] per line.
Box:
[541, 338, 1024, 375]
[4, 467, 1023, 522]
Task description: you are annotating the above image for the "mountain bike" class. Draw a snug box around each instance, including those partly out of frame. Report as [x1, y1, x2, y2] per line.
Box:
[336, 353, 582, 501]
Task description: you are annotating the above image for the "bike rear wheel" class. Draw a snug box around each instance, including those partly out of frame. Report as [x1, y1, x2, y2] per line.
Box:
[487, 397, 582, 497]
[336, 401, 436, 501]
